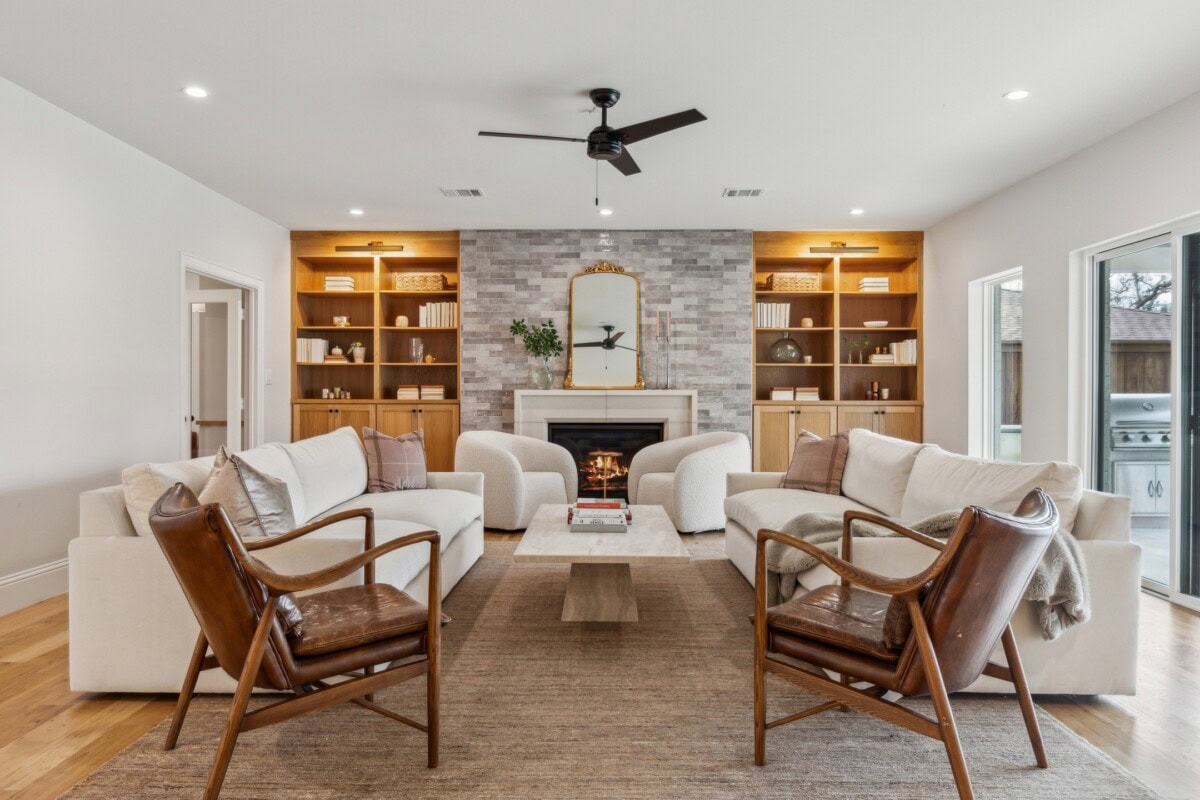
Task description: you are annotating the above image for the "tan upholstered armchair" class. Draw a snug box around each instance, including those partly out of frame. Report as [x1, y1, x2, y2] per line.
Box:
[753, 489, 1059, 800]
[149, 483, 446, 800]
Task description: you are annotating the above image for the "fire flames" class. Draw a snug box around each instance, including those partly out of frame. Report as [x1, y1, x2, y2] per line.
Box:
[581, 449, 629, 497]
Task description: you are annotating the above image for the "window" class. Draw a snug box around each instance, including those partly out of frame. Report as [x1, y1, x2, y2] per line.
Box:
[969, 268, 1022, 461]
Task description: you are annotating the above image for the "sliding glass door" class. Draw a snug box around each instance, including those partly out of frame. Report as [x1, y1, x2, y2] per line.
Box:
[1095, 238, 1173, 588]
[1181, 232, 1200, 599]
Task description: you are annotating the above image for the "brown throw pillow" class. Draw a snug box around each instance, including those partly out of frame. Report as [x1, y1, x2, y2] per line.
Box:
[780, 430, 850, 495]
[363, 427, 428, 492]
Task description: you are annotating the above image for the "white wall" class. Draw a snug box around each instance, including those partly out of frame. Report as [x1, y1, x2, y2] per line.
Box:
[0, 77, 290, 613]
[925, 89, 1200, 463]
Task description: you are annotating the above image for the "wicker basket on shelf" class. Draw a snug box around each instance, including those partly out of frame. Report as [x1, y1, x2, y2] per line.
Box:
[392, 272, 446, 291]
[766, 272, 822, 292]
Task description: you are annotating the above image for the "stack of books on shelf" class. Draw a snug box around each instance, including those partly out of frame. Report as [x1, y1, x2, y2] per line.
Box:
[868, 352, 895, 364]
[770, 387, 820, 401]
[888, 339, 919, 365]
[858, 277, 890, 293]
[296, 337, 329, 363]
[755, 302, 791, 327]
[419, 385, 445, 400]
[395, 385, 420, 400]
[324, 276, 356, 292]
[419, 301, 458, 327]
[567, 500, 632, 533]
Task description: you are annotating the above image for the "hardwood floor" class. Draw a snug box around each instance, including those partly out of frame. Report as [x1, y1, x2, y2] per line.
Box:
[2, 580, 1196, 799]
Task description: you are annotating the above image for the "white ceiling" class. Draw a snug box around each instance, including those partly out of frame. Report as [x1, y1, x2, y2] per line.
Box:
[3, 1, 1200, 231]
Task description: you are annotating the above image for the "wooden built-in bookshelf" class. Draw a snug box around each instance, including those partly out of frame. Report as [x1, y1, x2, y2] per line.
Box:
[751, 231, 924, 469]
[290, 231, 461, 470]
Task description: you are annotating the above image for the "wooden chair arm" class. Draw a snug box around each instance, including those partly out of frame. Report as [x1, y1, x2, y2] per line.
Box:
[244, 508, 375, 551]
[240, 529, 439, 595]
[756, 528, 933, 598]
[842, 510, 948, 552]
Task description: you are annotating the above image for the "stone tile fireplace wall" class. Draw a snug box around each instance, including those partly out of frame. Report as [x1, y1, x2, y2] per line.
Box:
[459, 229, 753, 436]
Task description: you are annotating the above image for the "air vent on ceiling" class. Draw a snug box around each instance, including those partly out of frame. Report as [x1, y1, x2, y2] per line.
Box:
[441, 188, 486, 198]
[722, 188, 764, 198]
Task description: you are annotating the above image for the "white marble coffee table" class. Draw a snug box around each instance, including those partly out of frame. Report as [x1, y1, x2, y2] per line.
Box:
[513, 504, 689, 622]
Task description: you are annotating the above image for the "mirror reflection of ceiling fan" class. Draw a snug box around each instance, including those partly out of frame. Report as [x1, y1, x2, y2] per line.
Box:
[573, 324, 636, 352]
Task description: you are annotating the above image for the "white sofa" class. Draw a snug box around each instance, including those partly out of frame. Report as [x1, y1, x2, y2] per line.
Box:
[454, 430, 578, 530]
[69, 426, 485, 693]
[725, 428, 1140, 696]
[628, 432, 752, 533]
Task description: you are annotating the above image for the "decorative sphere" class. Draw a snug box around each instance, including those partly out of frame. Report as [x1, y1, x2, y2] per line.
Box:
[769, 336, 802, 363]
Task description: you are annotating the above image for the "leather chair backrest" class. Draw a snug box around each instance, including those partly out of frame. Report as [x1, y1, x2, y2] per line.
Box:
[896, 489, 1058, 695]
[149, 483, 293, 690]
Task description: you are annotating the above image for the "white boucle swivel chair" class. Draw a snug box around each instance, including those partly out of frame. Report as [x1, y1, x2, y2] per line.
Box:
[455, 430, 579, 530]
[627, 432, 751, 533]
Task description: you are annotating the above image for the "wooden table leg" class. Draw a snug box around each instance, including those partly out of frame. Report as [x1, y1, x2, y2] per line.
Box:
[562, 562, 638, 622]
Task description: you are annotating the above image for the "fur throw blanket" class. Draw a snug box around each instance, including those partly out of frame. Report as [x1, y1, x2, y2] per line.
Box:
[764, 510, 1090, 640]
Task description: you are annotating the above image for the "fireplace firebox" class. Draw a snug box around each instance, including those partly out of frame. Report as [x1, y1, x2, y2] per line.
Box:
[548, 422, 665, 500]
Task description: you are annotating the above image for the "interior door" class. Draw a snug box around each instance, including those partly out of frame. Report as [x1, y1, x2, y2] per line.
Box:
[187, 289, 242, 456]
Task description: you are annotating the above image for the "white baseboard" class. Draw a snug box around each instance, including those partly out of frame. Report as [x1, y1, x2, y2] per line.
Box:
[0, 558, 68, 616]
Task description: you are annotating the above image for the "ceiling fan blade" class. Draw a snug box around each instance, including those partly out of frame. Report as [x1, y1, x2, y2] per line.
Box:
[614, 345, 638, 352]
[574, 341, 606, 348]
[478, 131, 588, 143]
[609, 148, 641, 176]
[608, 331, 625, 343]
[612, 109, 706, 145]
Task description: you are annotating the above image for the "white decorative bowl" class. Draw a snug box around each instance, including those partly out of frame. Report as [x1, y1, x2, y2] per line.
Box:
[864, 320, 888, 328]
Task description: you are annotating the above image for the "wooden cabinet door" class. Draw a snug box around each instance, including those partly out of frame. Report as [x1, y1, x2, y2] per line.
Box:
[876, 406, 922, 442]
[753, 405, 795, 471]
[333, 406, 375, 442]
[794, 406, 836, 438]
[374, 404, 420, 437]
[293, 404, 337, 441]
[836, 407, 878, 435]
[417, 405, 460, 472]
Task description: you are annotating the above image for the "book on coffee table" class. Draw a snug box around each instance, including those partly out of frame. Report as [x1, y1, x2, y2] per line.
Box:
[568, 500, 631, 532]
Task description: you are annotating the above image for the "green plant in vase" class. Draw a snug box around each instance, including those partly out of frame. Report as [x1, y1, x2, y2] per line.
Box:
[510, 319, 564, 389]
[841, 334, 871, 364]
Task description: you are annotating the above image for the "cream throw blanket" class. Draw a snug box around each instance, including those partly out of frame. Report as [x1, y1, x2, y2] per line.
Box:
[764, 510, 1090, 640]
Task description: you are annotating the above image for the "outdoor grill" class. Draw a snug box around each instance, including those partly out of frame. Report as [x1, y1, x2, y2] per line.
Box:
[1107, 393, 1171, 519]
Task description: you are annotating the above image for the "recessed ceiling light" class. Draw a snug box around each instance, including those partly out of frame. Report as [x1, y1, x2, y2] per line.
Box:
[599, 208, 614, 216]
[182, 86, 209, 99]
[349, 208, 364, 216]
[850, 208, 865, 216]
[1003, 89, 1031, 101]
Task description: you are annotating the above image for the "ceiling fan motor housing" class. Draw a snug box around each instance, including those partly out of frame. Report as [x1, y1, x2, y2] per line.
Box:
[587, 127, 622, 160]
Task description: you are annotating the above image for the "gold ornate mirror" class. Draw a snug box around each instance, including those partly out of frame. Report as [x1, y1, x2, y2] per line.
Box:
[565, 262, 643, 389]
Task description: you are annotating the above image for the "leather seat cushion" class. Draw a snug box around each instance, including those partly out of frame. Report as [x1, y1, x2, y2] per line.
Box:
[767, 584, 903, 662]
[290, 583, 449, 657]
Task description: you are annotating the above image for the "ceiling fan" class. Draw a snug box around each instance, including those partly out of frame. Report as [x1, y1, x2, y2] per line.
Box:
[573, 325, 636, 352]
[478, 88, 706, 176]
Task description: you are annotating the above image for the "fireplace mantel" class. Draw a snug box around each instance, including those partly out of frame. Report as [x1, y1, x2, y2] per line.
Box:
[513, 390, 697, 441]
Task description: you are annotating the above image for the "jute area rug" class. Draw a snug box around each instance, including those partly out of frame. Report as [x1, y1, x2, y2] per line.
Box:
[65, 537, 1158, 799]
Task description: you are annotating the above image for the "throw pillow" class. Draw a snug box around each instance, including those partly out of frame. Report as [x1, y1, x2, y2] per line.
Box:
[363, 427, 428, 492]
[780, 430, 849, 495]
[198, 446, 297, 540]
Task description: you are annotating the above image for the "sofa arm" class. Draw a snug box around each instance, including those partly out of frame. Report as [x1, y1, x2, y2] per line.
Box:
[426, 471, 484, 497]
[454, 438, 524, 530]
[727, 472, 784, 496]
[628, 439, 692, 504]
[671, 439, 752, 532]
[80, 485, 137, 538]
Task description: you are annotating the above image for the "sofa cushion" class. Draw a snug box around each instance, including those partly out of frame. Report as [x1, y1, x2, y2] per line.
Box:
[841, 429, 925, 517]
[522, 471, 570, 512]
[364, 427, 428, 492]
[198, 447, 296, 540]
[899, 447, 1082, 532]
[324, 489, 483, 542]
[780, 431, 849, 494]
[725, 488, 873, 538]
[121, 456, 216, 537]
[283, 427, 367, 521]
[308, 517, 441, 590]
